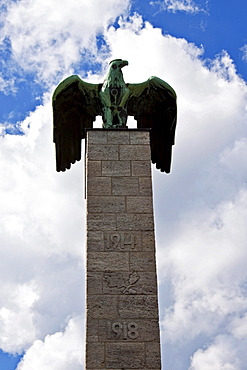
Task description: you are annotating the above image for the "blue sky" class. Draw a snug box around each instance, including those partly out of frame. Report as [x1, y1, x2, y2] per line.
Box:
[0, 1, 247, 369]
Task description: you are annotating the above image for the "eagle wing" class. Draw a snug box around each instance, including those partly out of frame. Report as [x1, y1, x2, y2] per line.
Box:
[53, 75, 102, 172]
[127, 77, 177, 173]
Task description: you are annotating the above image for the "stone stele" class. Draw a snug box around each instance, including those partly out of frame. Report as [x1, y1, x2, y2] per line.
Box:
[85, 129, 161, 370]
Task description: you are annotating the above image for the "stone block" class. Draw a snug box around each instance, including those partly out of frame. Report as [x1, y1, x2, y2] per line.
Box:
[87, 231, 104, 251]
[88, 144, 118, 161]
[117, 214, 154, 231]
[87, 295, 118, 319]
[146, 342, 161, 369]
[87, 272, 102, 295]
[105, 342, 145, 368]
[86, 342, 105, 368]
[107, 130, 130, 144]
[130, 130, 150, 145]
[87, 252, 129, 272]
[102, 160, 131, 177]
[87, 196, 126, 213]
[139, 177, 153, 196]
[98, 319, 160, 342]
[130, 252, 156, 272]
[86, 318, 99, 342]
[127, 196, 153, 213]
[131, 161, 151, 177]
[87, 130, 108, 144]
[142, 231, 156, 252]
[120, 144, 151, 161]
[119, 295, 158, 318]
[112, 177, 139, 196]
[87, 177, 111, 196]
[87, 160, 102, 177]
[102, 271, 157, 295]
[104, 231, 142, 251]
[87, 213, 116, 231]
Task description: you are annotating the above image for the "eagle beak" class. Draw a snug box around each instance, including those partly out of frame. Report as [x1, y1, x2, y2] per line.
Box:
[121, 60, 128, 68]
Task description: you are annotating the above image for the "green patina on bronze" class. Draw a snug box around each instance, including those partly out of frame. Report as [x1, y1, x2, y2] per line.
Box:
[53, 59, 177, 173]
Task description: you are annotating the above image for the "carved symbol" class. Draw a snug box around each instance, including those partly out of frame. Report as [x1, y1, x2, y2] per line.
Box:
[107, 321, 139, 340]
[104, 271, 140, 294]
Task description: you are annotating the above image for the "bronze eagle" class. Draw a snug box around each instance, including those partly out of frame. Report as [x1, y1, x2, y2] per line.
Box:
[53, 59, 177, 173]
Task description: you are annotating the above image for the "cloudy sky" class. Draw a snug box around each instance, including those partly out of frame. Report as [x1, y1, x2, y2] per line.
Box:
[0, 0, 247, 369]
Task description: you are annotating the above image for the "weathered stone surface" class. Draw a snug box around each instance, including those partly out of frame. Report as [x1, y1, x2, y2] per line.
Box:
[86, 343, 105, 368]
[126, 196, 153, 213]
[131, 160, 151, 177]
[87, 177, 111, 196]
[87, 295, 118, 318]
[88, 130, 108, 144]
[86, 318, 99, 342]
[142, 231, 155, 251]
[88, 144, 118, 161]
[129, 252, 156, 272]
[87, 160, 102, 177]
[87, 213, 116, 231]
[130, 130, 150, 145]
[107, 130, 130, 144]
[119, 295, 159, 318]
[87, 196, 125, 213]
[87, 231, 104, 251]
[102, 160, 131, 177]
[105, 342, 145, 368]
[104, 231, 142, 251]
[87, 272, 102, 295]
[117, 214, 154, 231]
[120, 144, 151, 161]
[139, 177, 153, 196]
[112, 177, 139, 196]
[87, 252, 129, 271]
[146, 342, 162, 369]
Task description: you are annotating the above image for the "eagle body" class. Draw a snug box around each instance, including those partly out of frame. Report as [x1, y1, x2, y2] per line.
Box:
[53, 59, 177, 173]
[99, 59, 129, 128]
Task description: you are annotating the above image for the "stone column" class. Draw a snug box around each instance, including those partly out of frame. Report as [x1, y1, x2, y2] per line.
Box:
[85, 129, 161, 370]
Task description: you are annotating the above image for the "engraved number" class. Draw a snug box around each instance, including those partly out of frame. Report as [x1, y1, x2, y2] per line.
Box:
[110, 234, 121, 249]
[106, 233, 136, 250]
[127, 322, 139, 339]
[107, 321, 139, 340]
[123, 234, 136, 249]
[112, 322, 122, 338]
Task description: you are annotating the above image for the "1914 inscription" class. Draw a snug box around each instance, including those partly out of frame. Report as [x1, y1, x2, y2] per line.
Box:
[104, 232, 141, 251]
[107, 321, 139, 340]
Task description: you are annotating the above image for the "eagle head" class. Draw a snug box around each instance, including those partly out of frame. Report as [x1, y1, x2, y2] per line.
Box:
[109, 59, 129, 70]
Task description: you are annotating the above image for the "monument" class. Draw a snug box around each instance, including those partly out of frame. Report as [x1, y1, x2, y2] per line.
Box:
[53, 59, 177, 369]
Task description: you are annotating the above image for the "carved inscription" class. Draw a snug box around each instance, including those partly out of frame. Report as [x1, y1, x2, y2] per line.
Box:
[104, 232, 141, 251]
[107, 321, 139, 340]
[104, 271, 140, 294]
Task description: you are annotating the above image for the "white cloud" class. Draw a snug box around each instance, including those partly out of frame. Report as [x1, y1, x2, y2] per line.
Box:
[17, 316, 84, 370]
[240, 44, 247, 63]
[0, 0, 130, 84]
[0, 282, 38, 353]
[190, 334, 247, 369]
[150, 0, 208, 14]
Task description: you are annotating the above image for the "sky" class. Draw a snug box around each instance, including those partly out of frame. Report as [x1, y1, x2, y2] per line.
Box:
[0, 0, 247, 369]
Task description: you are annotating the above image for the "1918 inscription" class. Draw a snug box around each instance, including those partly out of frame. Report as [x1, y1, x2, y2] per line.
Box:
[107, 321, 139, 340]
[104, 232, 141, 251]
